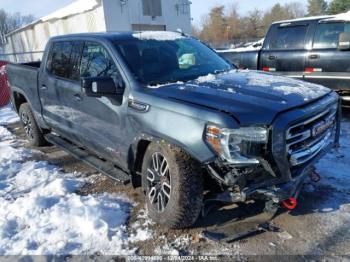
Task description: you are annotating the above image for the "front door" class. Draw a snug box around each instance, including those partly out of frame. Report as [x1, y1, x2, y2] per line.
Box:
[71, 41, 129, 168]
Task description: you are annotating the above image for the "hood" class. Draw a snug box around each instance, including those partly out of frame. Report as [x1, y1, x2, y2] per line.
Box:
[147, 70, 332, 125]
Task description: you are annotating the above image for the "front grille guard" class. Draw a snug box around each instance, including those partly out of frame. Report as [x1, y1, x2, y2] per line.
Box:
[286, 102, 338, 167]
[271, 93, 341, 182]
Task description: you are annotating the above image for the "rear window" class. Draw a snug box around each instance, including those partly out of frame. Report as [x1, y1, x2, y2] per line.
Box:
[47, 42, 73, 78]
[313, 22, 350, 49]
[47, 41, 83, 81]
[269, 25, 308, 50]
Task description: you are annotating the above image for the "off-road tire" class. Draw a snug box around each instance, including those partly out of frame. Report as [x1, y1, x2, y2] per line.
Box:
[19, 103, 47, 147]
[142, 142, 203, 229]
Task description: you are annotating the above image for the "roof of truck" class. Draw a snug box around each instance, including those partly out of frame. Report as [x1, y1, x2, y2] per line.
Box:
[49, 31, 188, 42]
[273, 15, 333, 24]
[273, 11, 350, 25]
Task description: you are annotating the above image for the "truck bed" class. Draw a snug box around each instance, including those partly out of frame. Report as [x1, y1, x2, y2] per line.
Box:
[6, 62, 41, 113]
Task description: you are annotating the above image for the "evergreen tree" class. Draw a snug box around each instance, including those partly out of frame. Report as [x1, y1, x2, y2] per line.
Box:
[327, 0, 350, 14]
[307, 0, 328, 16]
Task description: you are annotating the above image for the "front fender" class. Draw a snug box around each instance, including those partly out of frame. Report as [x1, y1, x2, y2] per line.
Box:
[127, 92, 239, 164]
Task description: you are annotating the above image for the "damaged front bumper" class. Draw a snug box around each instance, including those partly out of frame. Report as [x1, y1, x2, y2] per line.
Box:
[205, 94, 341, 208]
[205, 140, 332, 210]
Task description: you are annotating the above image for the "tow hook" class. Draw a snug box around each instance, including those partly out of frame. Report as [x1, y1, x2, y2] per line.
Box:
[281, 197, 297, 210]
[309, 170, 321, 183]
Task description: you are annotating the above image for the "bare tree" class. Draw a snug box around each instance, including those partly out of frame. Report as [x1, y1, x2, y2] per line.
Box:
[226, 4, 241, 41]
[286, 2, 306, 18]
[195, 1, 307, 48]
[0, 9, 35, 44]
[242, 9, 264, 39]
[199, 5, 227, 47]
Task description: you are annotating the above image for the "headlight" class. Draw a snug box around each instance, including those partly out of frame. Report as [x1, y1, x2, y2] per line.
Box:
[206, 125, 268, 164]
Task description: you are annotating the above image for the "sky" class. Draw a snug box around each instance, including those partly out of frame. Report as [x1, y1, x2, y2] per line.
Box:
[0, 0, 304, 25]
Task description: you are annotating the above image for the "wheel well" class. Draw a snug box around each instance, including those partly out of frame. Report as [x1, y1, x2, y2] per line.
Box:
[133, 139, 151, 174]
[13, 92, 27, 112]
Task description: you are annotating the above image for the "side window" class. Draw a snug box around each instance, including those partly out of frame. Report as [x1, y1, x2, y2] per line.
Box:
[269, 26, 308, 50]
[47, 41, 73, 78]
[313, 23, 350, 49]
[80, 42, 119, 79]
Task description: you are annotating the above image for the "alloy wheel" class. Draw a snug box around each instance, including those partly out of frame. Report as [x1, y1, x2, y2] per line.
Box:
[21, 112, 34, 140]
[146, 152, 171, 213]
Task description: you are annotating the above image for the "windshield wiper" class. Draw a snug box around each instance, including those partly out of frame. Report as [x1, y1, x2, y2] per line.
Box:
[213, 68, 231, 75]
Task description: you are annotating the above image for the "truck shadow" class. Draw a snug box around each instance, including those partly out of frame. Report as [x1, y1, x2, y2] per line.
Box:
[193, 200, 272, 230]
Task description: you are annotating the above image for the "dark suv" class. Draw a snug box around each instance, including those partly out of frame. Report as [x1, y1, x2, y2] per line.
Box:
[6, 31, 340, 228]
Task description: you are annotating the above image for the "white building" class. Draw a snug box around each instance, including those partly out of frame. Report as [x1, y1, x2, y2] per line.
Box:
[0, 0, 192, 62]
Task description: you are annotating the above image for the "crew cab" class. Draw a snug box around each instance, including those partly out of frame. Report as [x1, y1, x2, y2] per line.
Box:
[6, 31, 341, 228]
[218, 13, 350, 107]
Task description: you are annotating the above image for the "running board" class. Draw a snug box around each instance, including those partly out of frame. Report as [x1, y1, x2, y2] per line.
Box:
[45, 134, 130, 184]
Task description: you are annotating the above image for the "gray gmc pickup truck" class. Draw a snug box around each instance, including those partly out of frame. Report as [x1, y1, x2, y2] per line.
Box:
[6, 31, 341, 229]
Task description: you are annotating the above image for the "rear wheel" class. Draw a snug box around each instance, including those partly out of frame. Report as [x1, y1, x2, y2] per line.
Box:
[19, 103, 47, 147]
[142, 142, 203, 228]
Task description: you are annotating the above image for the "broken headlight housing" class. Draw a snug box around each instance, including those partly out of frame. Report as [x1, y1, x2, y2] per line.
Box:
[205, 125, 268, 165]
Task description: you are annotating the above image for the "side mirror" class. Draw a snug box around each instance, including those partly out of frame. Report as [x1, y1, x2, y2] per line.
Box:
[338, 32, 350, 51]
[81, 77, 125, 97]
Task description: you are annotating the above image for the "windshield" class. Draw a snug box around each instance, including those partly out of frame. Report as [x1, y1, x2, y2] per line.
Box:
[113, 37, 234, 86]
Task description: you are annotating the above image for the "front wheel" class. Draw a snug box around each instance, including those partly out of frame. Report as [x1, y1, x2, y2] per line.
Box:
[142, 142, 203, 229]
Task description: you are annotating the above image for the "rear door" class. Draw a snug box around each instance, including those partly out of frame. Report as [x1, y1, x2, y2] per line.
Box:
[39, 40, 84, 142]
[305, 21, 350, 92]
[260, 22, 311, 80]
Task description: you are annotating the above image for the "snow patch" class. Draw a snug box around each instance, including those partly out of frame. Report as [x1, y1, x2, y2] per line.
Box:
[128, 209, 154, 242]
[0, 106, 153, 255]
[196, 74, 216, 83]
[148, 81, 184, 89]
[133, 31, 184, 41]
[155, 234, 192, 256]
[218, 38, 264, 53]
[274, 11, 350, 25]
[322, 11, 350, 22]
[316, 120, 350, 193]
[0, 104, 19, 125]
[246, 72, 330, 101]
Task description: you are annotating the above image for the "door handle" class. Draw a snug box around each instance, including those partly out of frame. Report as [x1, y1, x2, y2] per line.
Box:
[73, 94, 82, 102]
[308, 54, 320, 59]
[41, 85, 47, 90]
[268, 55, 277, 60]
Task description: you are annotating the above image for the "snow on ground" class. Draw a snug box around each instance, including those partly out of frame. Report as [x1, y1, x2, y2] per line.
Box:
[316, 119, 350, 211]
[0, 104, 19, 125]
[0, 104, 152, 255]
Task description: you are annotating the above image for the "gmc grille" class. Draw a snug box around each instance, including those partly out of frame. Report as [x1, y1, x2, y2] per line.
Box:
[286, 103, 338, 167]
